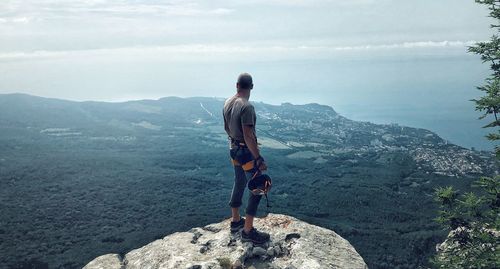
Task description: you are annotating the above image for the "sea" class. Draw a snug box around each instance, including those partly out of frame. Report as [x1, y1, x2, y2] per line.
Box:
[0, 47, 495, 151]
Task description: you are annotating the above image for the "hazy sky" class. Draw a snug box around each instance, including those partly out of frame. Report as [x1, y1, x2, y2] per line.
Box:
[0, 0, 494, 101]
[0, 0, 492, 50]
[0, 0, 497, 150]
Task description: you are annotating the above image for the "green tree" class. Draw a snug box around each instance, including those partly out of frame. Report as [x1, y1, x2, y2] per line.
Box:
[430, 177, 499, 268]
[468, 0, 500, 158]
[430, 1, 500, 268]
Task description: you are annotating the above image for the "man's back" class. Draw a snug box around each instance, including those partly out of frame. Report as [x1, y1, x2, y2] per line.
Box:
[224, 72, 270, 244]
[223, 95, 256, 142]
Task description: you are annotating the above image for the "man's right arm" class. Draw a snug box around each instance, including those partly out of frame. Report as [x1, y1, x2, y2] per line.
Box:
[243, 124, 267, 171]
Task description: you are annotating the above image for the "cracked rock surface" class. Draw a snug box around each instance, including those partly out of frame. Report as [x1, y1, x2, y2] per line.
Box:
[83, 214, 367, 269]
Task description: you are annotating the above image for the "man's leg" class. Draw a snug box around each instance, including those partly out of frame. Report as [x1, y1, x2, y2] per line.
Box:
[231, 207, 240, 222]
[229, 164, 247, 221]
[244, 215, 254, 233]
[243, 174, 263, 233]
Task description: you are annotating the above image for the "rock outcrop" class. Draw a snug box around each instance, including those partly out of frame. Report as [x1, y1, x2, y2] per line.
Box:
[84, 214, 367, 269]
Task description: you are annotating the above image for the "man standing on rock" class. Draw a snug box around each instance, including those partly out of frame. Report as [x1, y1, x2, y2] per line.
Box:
[223, 72, 270, 244]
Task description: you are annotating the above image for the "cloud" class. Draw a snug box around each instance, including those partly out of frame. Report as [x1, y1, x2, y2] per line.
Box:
[0, 40, 480, 62]
[0, 0, 491, 55]
[41, 4, 233, 17]
[0, 16, 32, 23]
[11, 17, 31, 23]
[242, 0, 377, 7]
[0, 0, 234, 19]
[330, 40, 480, 51]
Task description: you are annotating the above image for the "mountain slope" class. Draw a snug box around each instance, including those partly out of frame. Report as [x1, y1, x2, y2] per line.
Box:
[0, 93, 496, 269]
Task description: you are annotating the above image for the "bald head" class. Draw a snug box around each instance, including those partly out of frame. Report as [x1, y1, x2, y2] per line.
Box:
[236, 73, 253, 92]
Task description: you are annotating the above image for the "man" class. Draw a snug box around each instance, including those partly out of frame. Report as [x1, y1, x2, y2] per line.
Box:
[223, 72, 270, 244]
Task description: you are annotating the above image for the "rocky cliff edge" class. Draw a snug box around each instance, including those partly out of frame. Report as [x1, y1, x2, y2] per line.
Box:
[83, 214, 368, 269]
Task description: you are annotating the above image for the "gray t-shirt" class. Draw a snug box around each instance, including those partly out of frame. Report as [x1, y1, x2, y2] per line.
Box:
[223, 95, 256, 142]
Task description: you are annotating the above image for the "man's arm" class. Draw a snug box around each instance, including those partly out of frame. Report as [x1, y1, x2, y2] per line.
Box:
[242, 124, 259, 158]
[243, 125, 267, 170]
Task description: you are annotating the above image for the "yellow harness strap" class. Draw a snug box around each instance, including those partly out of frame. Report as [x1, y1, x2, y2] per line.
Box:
[231, 159, 255, 171]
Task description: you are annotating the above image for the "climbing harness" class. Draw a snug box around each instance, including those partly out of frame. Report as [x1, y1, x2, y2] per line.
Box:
[229, 136, 272, 210]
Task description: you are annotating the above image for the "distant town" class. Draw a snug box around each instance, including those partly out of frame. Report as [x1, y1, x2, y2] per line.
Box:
[253, 102, 497, 178]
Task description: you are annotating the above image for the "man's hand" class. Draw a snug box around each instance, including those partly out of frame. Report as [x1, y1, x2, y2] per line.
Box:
[255, 156, 268, 171]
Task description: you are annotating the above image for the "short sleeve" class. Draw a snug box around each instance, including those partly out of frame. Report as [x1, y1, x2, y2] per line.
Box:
[240, 104, 256, 126]
[223, 107, 228, 133]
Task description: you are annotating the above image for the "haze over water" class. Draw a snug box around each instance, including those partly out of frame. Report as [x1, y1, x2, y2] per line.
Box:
[0, 0, 495, 150]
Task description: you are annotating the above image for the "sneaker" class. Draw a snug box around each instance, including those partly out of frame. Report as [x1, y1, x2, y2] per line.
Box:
[241, 227, 270, 244]
[230, 217, 245, 233]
